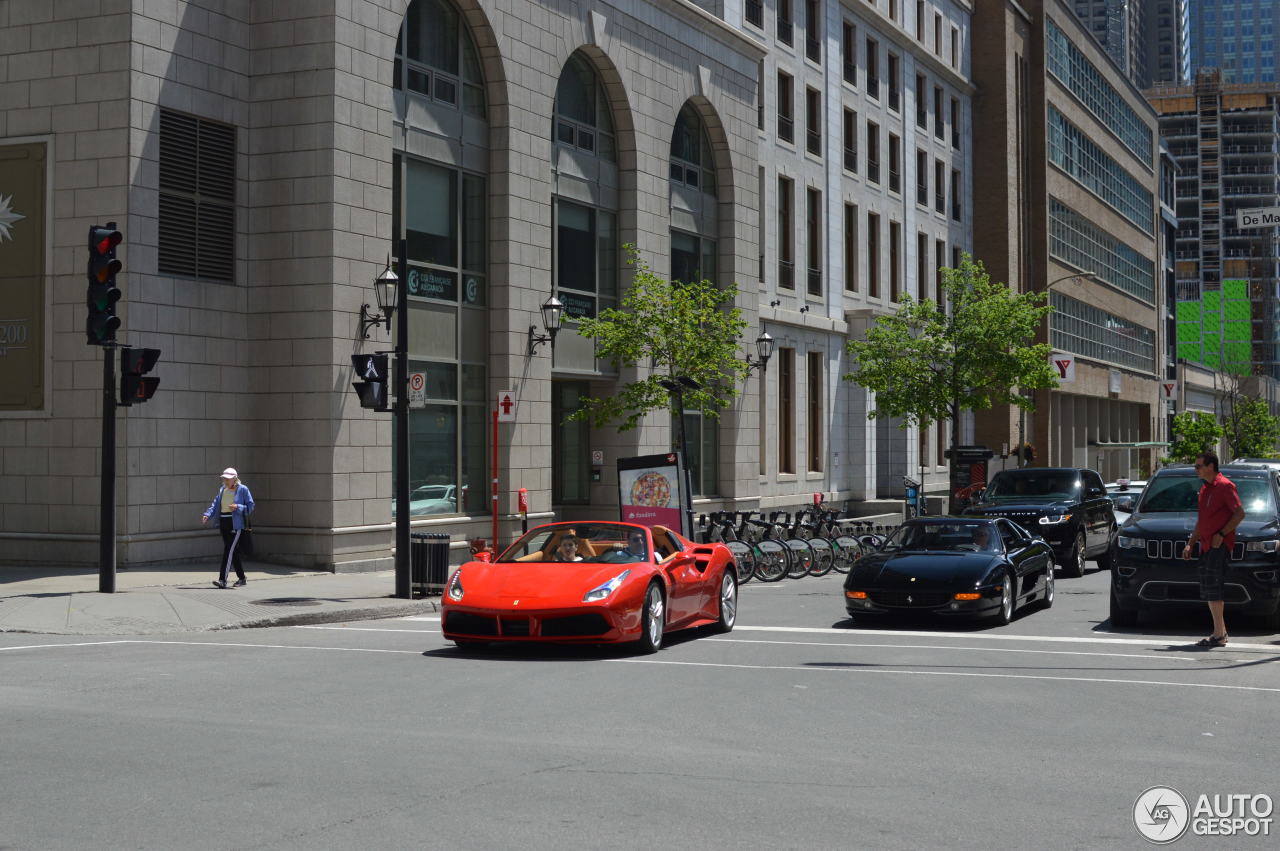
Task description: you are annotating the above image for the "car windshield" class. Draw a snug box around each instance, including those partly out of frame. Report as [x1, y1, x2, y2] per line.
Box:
[882, 521, 1001, 553]
[1136, 475, 1276, 518]
[983, 471, 1080, 501]
[495, 523, 651, 564]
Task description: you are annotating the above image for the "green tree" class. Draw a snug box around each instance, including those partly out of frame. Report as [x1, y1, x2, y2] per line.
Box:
[843, 252, 1057, 457]
[1167, 411, 1223, 464]
[1222, 396, 1280, 459]
[567, 248, 749, 434]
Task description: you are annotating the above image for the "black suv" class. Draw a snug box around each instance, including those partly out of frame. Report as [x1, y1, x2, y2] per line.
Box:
[962, 467, 1116, 577]
[1110, 464, 1280, 629]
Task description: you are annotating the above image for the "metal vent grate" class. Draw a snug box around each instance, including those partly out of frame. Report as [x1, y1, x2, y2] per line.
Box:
[158, 109, 236, 282]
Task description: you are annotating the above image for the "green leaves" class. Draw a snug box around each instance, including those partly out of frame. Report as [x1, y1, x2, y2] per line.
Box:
[1223, 396, 1280, 460]
[844, 252, 1057, 430]
[1168, 411, 1224, 464]
[567, 247, 749, 432]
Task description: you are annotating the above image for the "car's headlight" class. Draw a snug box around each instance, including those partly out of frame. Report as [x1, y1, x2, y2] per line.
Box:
[447, 569, 464, 601]
[1039, 513, 1072, 525]
[1117, 536, 1146, 549]
[1245, 540, 1279, 553]
[584, 570, 630, 602]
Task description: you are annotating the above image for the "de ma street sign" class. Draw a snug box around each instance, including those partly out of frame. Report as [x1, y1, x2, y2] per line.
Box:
[1236, 207, 1280, 228]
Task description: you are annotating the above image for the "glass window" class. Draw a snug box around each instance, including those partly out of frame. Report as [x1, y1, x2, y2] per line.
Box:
[553, 382, 591, 504]
[555, 200, 616, 319]
[553, 54, 616, 161]
[1049, 291, 1155, 373]
[1048, 107, 1153, 235]
[670, 105, 717, 194]
[1049, 197, 1154, 304]
[672, 231, 716, 285]
[397, 0, 486, 116]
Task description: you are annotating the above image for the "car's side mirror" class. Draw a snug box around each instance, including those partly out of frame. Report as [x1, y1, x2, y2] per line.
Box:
[858, 534, 885, 550]
[1113, 496, 1135, 512]
[1087, 487, 1104, 497]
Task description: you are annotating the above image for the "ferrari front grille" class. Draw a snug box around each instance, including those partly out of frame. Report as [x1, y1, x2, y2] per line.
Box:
[540, 613, 611, 637]
[443, 611, 498, 636]
[870, 590, 950, 608]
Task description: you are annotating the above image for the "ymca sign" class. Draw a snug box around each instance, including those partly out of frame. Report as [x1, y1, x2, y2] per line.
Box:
[1050, 352, 1075, 383]
[1160, 381, 1178, 401]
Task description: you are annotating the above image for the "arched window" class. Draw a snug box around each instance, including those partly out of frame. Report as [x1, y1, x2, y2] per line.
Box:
[390, 0, 490, 517]
[553, 54, 616, 160]
[396, 0, 486, 116]
[669, 104, 717, 194]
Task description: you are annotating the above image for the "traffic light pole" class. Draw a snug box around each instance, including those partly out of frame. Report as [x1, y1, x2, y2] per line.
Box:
[394, 239, 411, 599]
[100, 345, 117, 593]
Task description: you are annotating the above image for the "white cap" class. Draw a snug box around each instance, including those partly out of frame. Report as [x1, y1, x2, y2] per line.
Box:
[221, 468, 238, 479]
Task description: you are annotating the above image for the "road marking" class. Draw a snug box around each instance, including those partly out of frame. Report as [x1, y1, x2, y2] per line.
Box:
[134, 640, 422, 655]
[608, 658, 1280, 693]
[401, 616, 441, 622]
[734, 625, 1280, 652]
[704, 637, 1205, 662]
[294, 625, 439, 633]
[0, 640, 132, 653]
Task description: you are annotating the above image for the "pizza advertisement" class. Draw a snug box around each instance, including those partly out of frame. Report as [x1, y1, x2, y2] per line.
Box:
[616, 453, 686, 535]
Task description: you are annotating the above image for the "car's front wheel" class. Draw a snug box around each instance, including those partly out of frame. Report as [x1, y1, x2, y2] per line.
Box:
[711, 569, 737, 634]
[1037, 557, 1056, 609]
[635, 583, 665, 653]
[990, 570, 1016, 626]
[1064, 532, 1087, 578]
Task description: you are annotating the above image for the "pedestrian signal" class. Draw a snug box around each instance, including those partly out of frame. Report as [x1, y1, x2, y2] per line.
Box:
[351, 353, 389, 410]
[120, 347, 161, 406]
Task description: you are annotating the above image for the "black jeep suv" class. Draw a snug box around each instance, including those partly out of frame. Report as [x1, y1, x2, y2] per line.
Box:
[1110, 464, 1280, 629]
[962, 467, 1116, 577]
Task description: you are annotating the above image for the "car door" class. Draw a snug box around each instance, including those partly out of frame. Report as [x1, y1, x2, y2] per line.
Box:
[1081, 470, 1112, 554]
[996, 520, 1032, 596]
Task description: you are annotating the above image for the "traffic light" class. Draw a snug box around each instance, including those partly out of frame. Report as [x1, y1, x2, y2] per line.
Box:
[351, 353, 389, 410]
[119, 347, 161, 406]
[86, 223, 123, 345]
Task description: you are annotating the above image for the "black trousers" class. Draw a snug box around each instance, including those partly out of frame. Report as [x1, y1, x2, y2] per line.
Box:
[218, 515, 247, 583]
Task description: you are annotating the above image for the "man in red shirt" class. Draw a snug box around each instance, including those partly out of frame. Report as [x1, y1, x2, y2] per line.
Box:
[1182, 452, 1245, 647]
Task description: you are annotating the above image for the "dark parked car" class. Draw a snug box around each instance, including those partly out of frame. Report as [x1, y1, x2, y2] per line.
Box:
[843, 517, 1054, 625]
[1110, 465, 1280, 629]
[962, 467, 1116, 577]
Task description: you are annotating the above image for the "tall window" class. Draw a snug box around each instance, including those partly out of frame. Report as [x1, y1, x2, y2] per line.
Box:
[806, 187, 822, 295]
[916, 0, 924, 40]
[670, 103, 717, 195]
[868, 212, 881, 298]
[866, 120, 880, 184]
[553, 382, 591, 504]
[917, 232, 929, 301]
[889, 221, 902, 301]
[934, 13, 943, 56]
[746, 0, 763, 29]
[555, 200, 617, 319]
[844, 203, 858, 292]
[950, 97, 961, 148]
[805, 87, 822, 155]
[397, 157, 489, 516]
[950, 168, 961, 221]
[778, 0, 794, 46]
[777, 71, 794, 143]
[554, 54, 616, 160]
[915, 73, 927, 127]
[951, 26, 959, 67]
[807, 351, 824, 472]
[842, 21, 857, 84]
[916, 149, 928, 206]
[888, 133, 901, 193]
[778, 176, 795, 289]
[866, 38, 880, 99]
[158, 110, 235, 281]
[679, 409, 720, 497]
[933, 86, 944, 139]
[805, 0, 821, 61]
[778, 348, 796, 474]
[889, 0, 899, 22]
[935, 238, 946, 307]
[935, 158, 946, 212]
[887, 53, 900, 111]
[843, 108, 858, 172]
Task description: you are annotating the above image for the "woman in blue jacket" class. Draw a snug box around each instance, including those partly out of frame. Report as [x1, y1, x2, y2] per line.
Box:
[201, 467, 255, 588]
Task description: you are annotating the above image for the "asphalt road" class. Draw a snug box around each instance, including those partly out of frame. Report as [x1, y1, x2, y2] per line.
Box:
[3, 562, 1277, 850]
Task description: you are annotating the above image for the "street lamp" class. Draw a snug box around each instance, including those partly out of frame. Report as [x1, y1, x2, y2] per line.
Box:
[359, 257, 399, 339]
[1047, 270, 1103, 288]
[658, 375, 701, 537]
[744, 330, 775, 375]
[528, 296, 565, 356]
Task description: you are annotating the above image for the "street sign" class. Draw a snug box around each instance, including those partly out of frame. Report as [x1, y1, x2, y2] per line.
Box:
[1050, 352, 1075, 383]
[1237, 206, 1280, 229]
[408, 372, 426, 407]
[496, 390, 516, 422]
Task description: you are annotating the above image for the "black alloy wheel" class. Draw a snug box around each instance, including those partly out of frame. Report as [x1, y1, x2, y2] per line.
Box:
[1037, 556, 1055, 609]
[1063, 531, 1086, 578]
[990, 570, 1016, 626]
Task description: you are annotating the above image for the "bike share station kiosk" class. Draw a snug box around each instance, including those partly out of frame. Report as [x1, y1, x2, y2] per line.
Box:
[943, 445, 995, 512]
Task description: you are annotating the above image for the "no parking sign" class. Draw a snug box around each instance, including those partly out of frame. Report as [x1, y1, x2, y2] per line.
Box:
[408, 372, 426, 407]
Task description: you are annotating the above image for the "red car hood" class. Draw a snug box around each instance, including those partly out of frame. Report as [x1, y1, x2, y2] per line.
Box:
[454, 561, 643, 603]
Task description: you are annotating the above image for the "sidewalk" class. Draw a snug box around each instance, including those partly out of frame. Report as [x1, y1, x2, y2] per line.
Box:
[0, 561, 440, 636]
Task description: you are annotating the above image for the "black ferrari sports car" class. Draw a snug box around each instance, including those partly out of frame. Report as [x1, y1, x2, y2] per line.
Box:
[843, 517, 1055, 625]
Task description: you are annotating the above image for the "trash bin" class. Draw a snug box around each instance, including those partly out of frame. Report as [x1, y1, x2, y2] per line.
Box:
[411, 532, 450, 597]
[902, 476, 921, 520]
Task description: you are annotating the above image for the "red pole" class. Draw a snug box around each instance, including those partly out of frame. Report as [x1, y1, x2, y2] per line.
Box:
[491, 407, 499, 552]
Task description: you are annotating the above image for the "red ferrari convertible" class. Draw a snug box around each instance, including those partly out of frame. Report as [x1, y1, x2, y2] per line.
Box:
[441, 521, 738, 652]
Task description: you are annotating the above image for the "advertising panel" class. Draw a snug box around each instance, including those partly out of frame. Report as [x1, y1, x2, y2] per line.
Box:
[617, 452, 686, 535]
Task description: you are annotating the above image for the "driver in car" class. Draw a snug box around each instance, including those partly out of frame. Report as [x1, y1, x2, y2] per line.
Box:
[621, 529, 649, 561]
[970, 525, 995, 551]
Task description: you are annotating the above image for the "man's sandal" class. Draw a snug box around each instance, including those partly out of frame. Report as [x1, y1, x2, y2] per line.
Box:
[1196, 635, 1228, 647]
